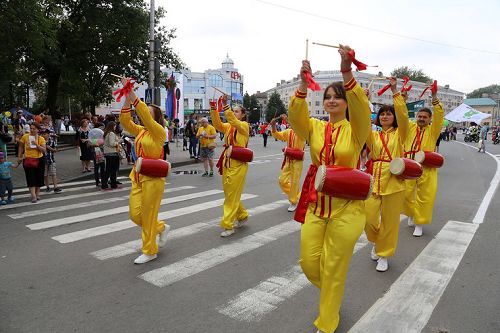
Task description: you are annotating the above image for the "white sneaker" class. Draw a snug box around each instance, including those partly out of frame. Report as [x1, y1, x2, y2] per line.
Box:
[376, 257, 388, 272]
[287, 203, 297, 212]
[407, 216, 415, 227]
[158, 224, 171, 248]
[134, 253, 157, 264]
[370, 246, 380, 261]
[413, 225, 423, 237]
[221, 229, 236, 237]
[233, 217, 248, 229]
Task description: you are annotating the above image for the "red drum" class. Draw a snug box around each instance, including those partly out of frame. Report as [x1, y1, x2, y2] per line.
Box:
[135, 157, 171, 178]
[389, 158, 423, 179]
[414, 151, 444, 168]
[226, 146, 253, 163]
[283, 147, 304, 161]
[314, 165, 374, 200]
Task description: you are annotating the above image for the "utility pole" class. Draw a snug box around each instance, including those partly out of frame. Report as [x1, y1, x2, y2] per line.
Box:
[148, 0, 155, 91]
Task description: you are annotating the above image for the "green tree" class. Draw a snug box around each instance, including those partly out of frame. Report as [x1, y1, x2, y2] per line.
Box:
[390, 66, 432, 83]
[243, 92, 260, 123]
[265, 91, 286, 122]
[467, 84, 500, 98]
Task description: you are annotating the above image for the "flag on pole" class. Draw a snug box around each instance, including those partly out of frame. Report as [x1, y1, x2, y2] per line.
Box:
[445, 103, 492, 123]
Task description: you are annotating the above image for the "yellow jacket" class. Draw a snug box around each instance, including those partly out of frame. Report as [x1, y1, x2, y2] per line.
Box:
[197, 124, 216, 148]
[367, 93, 409, 195]
[210, 104, 249, 166]
[404, 99, 444, 158]
[271, 128, 306, 150]
[120, 98, 166, 179]
[288, 78, 371, 218]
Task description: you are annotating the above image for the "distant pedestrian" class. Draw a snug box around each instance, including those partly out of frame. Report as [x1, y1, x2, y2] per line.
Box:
[101, 121, 120, 190]
[185, 114, 198, 158]
[0, 151, 19, 204]
[77, 119, 93, 172]
[41, 129, 62, 193]
[63, 116, 70, 131]
[196, 117, 216, 177]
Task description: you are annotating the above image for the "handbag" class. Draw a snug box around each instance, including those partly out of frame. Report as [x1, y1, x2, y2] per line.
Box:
[24, 157, 39, 169]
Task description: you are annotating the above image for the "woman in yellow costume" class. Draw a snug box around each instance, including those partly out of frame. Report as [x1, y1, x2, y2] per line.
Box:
[364, 77, 409, 272]
[119, 80, 170, 264]
[270, 114, 305, 212]
[288, 45, 371, 333]
[403, 85, 443, 237]
[210, 95, 250, 237]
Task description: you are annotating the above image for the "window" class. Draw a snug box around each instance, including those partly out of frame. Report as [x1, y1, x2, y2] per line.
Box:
[315, 101, 320, 106]
[184, 98, 189, 109]
[209, 74, 223, 87]
[194, 99, 203, 110]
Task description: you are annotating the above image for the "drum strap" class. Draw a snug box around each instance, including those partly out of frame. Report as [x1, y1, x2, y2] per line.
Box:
[405, 127, 425, 159]
[377, 131, 393, 161]
[281, 130, 295, 169]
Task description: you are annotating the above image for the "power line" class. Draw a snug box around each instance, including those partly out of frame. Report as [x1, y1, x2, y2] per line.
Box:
[255, 0, 500, 55]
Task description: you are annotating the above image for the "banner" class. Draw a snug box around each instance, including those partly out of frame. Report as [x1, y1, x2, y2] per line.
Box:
[405, 100, 425, 119]
[445, 103, 491, 123]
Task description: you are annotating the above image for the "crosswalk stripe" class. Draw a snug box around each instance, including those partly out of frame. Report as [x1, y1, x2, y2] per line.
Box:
[0, 187, 130, 210]
[12, 176, 129, 195]
[348, 221, 478, 333]
[52, 194, 258, 244]
[27, 189, 223, 230]
[8, 186, 195, 219]
[90, 199, 289, 260]
[216, 234, 369, 322]
[139, 219, 300, 288]
[13, 181, 132, 199]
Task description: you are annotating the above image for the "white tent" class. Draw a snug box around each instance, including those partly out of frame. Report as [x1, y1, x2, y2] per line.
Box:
[445, 103, 491, 123]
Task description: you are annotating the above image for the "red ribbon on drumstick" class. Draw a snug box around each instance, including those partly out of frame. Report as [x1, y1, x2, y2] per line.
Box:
[419, 80, 438, 98]
[112, 78, 135, 102]
[304, 72, 321, 91]
[401, 76, 413, 93]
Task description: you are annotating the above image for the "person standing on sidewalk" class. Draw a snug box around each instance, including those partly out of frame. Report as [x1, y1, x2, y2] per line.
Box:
[196, 117, 217, 177]
[0, 151, 19, 204]
[185, 114, 198, 159]
[119, 79, 169, 265]
[101, 121, 120, 190]
[41, 129, 62, 193]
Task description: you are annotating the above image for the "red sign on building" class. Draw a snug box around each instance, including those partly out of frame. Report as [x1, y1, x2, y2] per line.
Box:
[231, 71, 241, 80]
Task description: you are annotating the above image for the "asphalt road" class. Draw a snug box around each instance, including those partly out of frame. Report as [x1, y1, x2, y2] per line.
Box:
[0, 135, 498, 333]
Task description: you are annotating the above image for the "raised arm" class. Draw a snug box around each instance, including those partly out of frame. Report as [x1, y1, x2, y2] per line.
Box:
[210, 101, 230, 133]
[270, 120, 288, 141]
[222, 100, 249, 137]
[119, 89, 142, 137]
[431, 93, 444, 140]
[339, 45, 371, 146]
[129, 91, 165, 142]
[389, 77, 410, 143]
[288, 60, 313, 141]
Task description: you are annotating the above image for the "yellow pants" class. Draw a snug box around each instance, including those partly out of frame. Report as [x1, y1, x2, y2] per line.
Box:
[365, 191, 404, 257]
[278, 159, 303, 204]
[403, 167, 438, 225]
[300, 204, 365, 333]
[221, 162, 249, 230]
[129, 175, 166, 255]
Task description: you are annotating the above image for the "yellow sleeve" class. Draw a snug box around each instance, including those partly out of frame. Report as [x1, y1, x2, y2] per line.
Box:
[288, 90, 311, 142]
[366, 130, 376, 152]
[223, 105, 249, 137]
[132, 98, 165, 142]
[119, 102, 142, 137]
[393, 92, 410, 143]
[209, 125, 217, 136]
[271, 128, 289, 141]
[345, 78, 371, 146]
[210, 105, 230, 133]
[431, 98, 444, 140]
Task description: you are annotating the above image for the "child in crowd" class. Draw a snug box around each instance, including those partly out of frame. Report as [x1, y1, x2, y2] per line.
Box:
[41, 129, 62, 193]
[0, 151, 19, 204]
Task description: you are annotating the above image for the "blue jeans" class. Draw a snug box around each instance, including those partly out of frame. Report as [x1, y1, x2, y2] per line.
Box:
[189, 136, 198, 157]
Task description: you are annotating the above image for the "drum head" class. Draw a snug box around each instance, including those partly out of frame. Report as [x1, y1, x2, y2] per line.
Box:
[414, 151, 425, 164]
[389, 158, 405, 176]
[314, 165, 327, 192]
[166, 161, 171, 178]
[135, 157, 143, 173]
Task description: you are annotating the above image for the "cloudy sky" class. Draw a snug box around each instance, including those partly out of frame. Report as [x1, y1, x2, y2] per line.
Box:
[158, 0, 500, 95]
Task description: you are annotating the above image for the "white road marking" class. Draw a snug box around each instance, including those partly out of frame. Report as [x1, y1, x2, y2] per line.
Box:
[348, 221, 478, 333]
[52, 194, 257, 243]
[217, 234, 369, 322]
[11, 176, 129, 195]
[27, 189, 223, 230]
[8, 186, 195, 219]
[248, 159, 271, 165]
[453, 141, 500, 224]
[90, 199, 289, 260]
[139, 220, 300, 287]
[11, 181, 132, 200]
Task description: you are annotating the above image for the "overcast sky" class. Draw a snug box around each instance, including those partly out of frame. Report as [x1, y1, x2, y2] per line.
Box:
[158, 0, 500, 96]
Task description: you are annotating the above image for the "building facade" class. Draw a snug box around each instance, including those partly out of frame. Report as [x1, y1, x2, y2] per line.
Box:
[263, 71, 464, 119]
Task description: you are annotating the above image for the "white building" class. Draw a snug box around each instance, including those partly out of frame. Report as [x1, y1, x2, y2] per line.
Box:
[264, 70, 464, 118]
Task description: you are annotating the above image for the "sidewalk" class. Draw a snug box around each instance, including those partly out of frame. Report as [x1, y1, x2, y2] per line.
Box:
[9, 139, 197, 189]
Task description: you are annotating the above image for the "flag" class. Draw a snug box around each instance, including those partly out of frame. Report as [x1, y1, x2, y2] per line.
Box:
[445, 104, 491, 123]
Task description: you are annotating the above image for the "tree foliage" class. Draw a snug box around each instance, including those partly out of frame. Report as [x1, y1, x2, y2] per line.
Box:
[265, 91, 287, 122]
[467, 84, 500, 98]
[243, 92, 260, 123]
[390, 66, 432, 83]
[0, 0, 183, 114]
